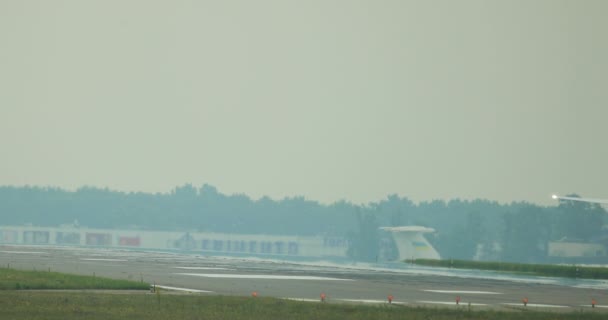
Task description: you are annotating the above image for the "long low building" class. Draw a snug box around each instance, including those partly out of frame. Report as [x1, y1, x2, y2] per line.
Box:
[0, 225, 440, 261]
[548, 241, 607, 258]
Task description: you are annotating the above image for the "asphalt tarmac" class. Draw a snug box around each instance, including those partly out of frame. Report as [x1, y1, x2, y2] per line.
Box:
[2, 245, 608, 312]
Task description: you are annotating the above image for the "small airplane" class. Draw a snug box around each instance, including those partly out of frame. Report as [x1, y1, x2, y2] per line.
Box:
[551, 194, 608, 205]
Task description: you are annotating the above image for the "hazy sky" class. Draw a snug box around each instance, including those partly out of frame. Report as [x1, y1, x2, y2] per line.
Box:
[1, 0, 607, 205]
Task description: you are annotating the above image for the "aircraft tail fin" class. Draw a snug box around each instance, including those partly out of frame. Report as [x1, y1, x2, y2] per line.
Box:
[380, 226, 440, 260]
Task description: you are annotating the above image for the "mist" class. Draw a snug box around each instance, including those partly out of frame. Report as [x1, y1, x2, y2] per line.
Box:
[1, 185, 606, 264]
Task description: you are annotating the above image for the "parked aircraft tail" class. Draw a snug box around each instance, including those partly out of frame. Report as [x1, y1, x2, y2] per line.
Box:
[380, 226, 441, 260]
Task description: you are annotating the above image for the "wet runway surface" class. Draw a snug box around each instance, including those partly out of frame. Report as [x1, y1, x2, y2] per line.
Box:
[2, 245, 608, 312]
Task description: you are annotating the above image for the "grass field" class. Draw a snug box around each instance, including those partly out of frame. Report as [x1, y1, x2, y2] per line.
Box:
[406, 259, 608, 279]
[1, 291, 606, 320]
[0, 267, 149, 290]
[1, 266, 606, 319]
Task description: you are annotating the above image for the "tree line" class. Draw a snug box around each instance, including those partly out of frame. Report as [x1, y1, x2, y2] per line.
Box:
[0, 184, 605, 263]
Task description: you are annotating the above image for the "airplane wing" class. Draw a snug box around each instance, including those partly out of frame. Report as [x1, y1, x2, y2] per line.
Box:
[552, 194, 608, 205]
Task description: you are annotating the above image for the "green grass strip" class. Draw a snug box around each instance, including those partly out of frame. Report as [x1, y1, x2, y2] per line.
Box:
[0, 268, 149, 290]
[1, 292, 605, 320]
[406, 259, 608, 279]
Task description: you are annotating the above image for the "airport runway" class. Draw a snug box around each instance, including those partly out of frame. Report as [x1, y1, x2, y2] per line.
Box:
[2, 245, 608, 312]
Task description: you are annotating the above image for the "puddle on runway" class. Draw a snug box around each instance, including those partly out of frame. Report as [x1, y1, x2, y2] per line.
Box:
[503, 303, 569, 308]
[174, 273, 352, 281]
[338, 299, 404, 304]
[174, 266, 235, 271]
[417, 300, 487, 306]
[283, 298, 323, 302]
[579, 304, 608, 308]
[80, 258, 128, 262]
[155, 285, 213, 293]
[0, 251, 46, 254]
[423, 290, 502, 294]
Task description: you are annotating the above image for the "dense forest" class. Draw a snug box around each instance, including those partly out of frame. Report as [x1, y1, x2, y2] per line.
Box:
[1, 184, 606, 264]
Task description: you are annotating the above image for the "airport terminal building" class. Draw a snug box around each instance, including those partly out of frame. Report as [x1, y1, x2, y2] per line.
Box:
[0, 224, 440, 261]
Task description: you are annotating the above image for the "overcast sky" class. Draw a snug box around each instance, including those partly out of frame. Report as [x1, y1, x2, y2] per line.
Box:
[1, 0, 606, 205]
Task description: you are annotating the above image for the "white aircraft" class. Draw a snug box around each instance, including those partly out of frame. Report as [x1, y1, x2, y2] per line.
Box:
[379, 226, 441, 260]
[551, 194, 608, 205]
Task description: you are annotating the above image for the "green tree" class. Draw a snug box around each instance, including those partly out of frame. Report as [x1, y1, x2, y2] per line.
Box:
[347, 209, 380, 262]
[553, 194, 605, 241]
[501, 205, 550, 263]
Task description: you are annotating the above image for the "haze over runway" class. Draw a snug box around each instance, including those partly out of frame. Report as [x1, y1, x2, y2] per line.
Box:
[1, 0, 607, 205]
[2, 246, 608, 311]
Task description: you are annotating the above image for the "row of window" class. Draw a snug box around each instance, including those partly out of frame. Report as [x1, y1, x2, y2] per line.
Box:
[0, 230, 140, 247]
[173, 238, 300, 255]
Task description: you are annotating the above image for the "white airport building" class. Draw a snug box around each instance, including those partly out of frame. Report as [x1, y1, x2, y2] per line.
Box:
[0, 225, 440, 261]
